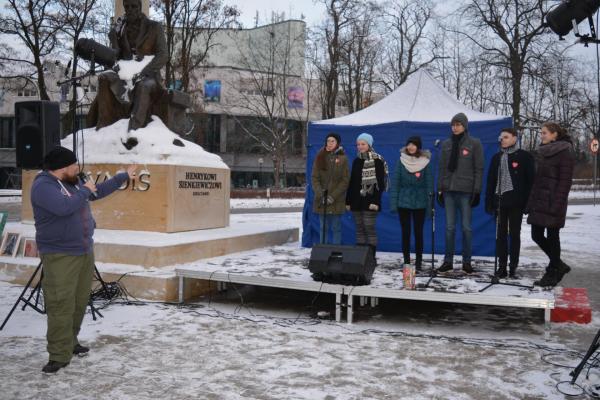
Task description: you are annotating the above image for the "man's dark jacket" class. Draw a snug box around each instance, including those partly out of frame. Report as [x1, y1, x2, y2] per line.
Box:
[485, 149, 535, 213]
[437, 132, 484, 194]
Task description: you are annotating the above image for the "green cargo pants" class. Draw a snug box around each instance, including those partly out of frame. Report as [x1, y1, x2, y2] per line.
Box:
[41, 253, 94, 363]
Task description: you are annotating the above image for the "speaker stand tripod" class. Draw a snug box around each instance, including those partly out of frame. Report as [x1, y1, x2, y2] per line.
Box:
[0, 261, 105, 331]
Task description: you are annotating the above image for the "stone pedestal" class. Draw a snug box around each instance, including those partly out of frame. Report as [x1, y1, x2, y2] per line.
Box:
[21, 163, 230, 232]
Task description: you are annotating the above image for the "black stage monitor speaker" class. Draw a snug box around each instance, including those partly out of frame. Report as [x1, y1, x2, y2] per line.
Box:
[308, 244, 376, 285]
[15, 100, 61, 169]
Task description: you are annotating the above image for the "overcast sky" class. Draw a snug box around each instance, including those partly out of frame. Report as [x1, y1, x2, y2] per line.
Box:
[226, 0, 326, 27]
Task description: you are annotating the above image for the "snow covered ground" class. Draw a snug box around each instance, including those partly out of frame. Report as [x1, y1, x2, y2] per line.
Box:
[1, 207, 600, 399]
[230, 197, 304, 209]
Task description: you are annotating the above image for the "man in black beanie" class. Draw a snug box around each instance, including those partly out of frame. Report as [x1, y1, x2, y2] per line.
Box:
[30, 146, 136, 373]
[436, 113, 484, 274]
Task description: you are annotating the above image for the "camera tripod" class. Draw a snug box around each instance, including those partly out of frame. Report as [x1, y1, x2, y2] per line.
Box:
[0, 261, 108, 331]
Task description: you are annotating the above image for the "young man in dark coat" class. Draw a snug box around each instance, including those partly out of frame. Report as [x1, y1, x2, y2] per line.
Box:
[485, 128, 535, 278]
[436, 113, 484, 274]
[526, 122, 575, 287]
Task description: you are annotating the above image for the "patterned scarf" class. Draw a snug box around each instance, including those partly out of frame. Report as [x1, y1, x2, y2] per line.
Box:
[495, 144, 518, 195]
[358, 150, 388, 196]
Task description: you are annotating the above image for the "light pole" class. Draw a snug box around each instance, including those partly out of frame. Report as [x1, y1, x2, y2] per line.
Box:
[258, 157, 263, 188]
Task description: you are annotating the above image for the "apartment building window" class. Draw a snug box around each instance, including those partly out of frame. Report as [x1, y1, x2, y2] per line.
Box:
[0, 117, 15, 148]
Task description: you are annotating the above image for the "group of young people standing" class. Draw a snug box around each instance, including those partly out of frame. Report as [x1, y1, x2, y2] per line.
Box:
[311, 113, 575, 288]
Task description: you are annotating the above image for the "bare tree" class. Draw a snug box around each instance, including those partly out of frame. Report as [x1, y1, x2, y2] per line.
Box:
[225, 21, 307, 188]
[339, 2, 380, 113]
[54, 0, 100, 134]
[379, 0, 436, 91]
[151, 0, 239, 91]
[314, 0, 359, 119]
[456, 0, 551, 130]
[0, 0, 62, 100]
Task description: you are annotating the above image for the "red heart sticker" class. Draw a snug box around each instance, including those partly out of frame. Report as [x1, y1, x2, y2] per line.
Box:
[512, 162, 518, 168]
[415, 172, 421, 178]
[462, 149, 469, 156]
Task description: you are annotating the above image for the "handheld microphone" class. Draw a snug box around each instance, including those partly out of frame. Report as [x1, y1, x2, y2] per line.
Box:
[434, 139, 441, 148]
[77, 172, 98, 198]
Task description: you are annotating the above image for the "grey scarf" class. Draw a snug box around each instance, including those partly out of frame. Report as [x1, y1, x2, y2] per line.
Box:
[358, 150, 388, 196]
[495, 144, 518, 196]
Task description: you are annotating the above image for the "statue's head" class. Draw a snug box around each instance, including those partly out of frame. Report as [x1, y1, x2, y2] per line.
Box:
[123, 0, 142, 21]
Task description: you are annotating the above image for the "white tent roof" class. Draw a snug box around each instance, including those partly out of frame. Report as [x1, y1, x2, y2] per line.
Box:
[313, 69, 507, 126]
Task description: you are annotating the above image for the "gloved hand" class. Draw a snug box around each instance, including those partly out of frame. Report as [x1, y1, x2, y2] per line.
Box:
[436, 192, 444, 207]
[368, 204, 379, 211]
[326, 195, 334, 205]
[485, 204, 495, 216]
[470, 193, 481, 208]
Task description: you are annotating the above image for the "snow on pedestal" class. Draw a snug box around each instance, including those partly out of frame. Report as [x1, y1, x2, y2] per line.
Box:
[21, 117, 231, 233]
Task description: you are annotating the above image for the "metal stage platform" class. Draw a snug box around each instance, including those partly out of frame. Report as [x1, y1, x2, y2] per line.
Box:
[175, 244, 555, 326]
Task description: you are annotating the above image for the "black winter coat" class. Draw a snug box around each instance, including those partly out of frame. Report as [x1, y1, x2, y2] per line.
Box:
[346, 157, 386, 211]
[526, 139, 575, 229]
[485, 149, 535, 213]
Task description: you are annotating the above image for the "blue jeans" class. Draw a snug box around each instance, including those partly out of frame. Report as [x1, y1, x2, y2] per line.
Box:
[319, 214, 342, 245]
[444, 191, 472, 263]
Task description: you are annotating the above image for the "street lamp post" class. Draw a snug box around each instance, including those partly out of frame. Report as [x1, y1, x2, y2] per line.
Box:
[258, 157, 263, 188]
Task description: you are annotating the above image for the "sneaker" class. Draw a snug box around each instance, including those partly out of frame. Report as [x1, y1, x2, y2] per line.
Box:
[42, 360, 69, 373]
[462, 262, 474, 274]
[73, 344, 89, 356]
[495, 265, 508, 279]
[437, 262, 453, 273]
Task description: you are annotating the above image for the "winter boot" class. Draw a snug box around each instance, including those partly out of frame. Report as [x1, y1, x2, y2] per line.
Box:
[368, 245, 377, 265]
[462, 262, 474, 274]
[73, 344, 89, 356]
[534, 264, 559, 287]
[555, 261, 571, 285]
[508, 265, 518, 279]
[42, 360, 69, 373]
[437, 262, 453, 274]
[495, 265, 508, 279]
[415, 255, 422, 272]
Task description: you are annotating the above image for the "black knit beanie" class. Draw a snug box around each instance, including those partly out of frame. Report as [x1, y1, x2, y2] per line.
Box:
[451, 113, 469, 131]
[43, 146, 77, 170]
[406, 136, 422, 150]
[326, 132, 341, 146]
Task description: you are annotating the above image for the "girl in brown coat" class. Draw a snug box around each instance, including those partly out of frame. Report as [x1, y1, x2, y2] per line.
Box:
[527, 122, 575, 287]
[312, 133, 350, 244]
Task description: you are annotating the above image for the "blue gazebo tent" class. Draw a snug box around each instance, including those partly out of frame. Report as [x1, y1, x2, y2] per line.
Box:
[302, 69, 512, 257]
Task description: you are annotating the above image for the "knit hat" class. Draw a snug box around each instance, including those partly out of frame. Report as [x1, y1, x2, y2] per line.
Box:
[406, 136, 422, 150]
[43, 146, 77, 171]
[356, 132, 373, 147]
[451, 113, 468, 131]
[326, 132, 341, 146]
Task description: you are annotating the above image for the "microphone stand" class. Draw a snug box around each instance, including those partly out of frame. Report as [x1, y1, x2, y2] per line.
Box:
[321, 188, 328, 244]
[420, 139, 469, 288]
[319, 150, 336, 244]
[479, 150, 532, 292]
